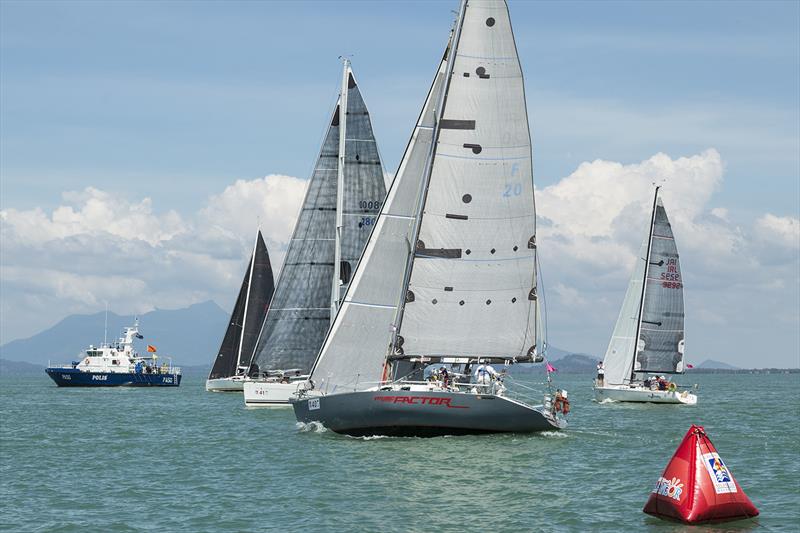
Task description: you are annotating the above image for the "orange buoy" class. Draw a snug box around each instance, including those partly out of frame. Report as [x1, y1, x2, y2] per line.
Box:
[643, 424, 759, 524]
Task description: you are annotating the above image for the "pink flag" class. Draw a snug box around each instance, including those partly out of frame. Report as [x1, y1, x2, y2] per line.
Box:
[546, 362, 557, 373]
[686, 364, 694, 369]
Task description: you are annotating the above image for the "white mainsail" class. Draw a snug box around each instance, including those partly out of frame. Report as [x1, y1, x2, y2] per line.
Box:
[400, 0, 537, 359]
[310, 0, 538, 393]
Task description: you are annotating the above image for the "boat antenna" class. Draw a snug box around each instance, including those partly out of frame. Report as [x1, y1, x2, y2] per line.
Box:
[104, 302, 108, 346]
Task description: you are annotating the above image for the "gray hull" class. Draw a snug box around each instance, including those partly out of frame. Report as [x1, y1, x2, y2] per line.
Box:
[292, 390, 565, 437]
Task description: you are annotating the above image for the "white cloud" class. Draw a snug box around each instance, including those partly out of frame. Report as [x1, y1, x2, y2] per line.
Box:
[536, 149, 798, 367]
[0, 174, 306, 343]
[754, 213, 800, 249]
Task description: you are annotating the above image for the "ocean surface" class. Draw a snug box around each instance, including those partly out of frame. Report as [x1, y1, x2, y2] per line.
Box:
[1, 372, 798, 532]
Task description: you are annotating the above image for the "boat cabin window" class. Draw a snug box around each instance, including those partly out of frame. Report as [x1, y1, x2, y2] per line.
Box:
[86, 350, 102, 357]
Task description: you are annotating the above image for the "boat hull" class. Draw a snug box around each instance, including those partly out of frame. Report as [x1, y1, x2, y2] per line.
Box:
[243, 380, 301, 408]
[205, 376, 245, 392]
[292, 390, 565, 437]
[45, 368, 181, 387]
[594, 385, 696, 404]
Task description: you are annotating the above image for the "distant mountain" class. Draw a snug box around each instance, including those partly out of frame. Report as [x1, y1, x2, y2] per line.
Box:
[0, 301, 229, 367]
[550, 353, 598, 373]
[694, 359, 740, 370]
[0, 358, 44, 376]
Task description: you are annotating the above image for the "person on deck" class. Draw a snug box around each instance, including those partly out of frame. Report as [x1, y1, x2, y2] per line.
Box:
[596, 361, 605, 386]
[474, 360, 497, 387]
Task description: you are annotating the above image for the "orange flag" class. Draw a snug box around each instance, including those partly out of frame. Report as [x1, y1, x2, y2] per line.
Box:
[147, 345, 157, 353]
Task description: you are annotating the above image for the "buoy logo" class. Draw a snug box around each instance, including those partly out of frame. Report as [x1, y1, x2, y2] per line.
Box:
[652, 476, 683, 501]
[701, 452, 737, 494]
[709, 456, 731, 483]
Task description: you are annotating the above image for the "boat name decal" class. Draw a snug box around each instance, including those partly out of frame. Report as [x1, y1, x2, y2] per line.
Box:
[374, 395, 468, 409]
[91, 375, 108, 381]
[652, 476, 683, 501]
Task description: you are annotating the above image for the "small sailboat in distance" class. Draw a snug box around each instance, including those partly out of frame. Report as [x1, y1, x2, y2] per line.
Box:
[593, 187, 697, 404]
[291, 0, 566, 436]
[206, 229, 275, 392]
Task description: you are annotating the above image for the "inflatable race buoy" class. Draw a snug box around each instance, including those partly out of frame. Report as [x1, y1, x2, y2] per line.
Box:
[643, 424, 759, 524]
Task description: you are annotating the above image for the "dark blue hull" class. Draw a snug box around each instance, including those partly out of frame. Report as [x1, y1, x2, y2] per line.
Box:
[45, 368, 181, 387]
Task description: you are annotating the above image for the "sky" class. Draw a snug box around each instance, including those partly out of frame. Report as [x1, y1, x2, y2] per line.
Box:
[1, 0, 798, 367]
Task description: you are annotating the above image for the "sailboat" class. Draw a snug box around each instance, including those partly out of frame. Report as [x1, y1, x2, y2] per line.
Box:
[593, 187, 697, 404]
[206, 229, 275, 392]
[242, 60, 387, 407]
[291, 0, 566, 436]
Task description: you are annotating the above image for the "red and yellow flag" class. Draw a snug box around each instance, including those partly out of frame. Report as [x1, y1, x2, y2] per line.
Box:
[147, 345, 157, 353]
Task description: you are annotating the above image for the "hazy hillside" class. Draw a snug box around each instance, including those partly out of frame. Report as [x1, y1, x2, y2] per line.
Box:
[696, 359, 740, 370]
[0, 358, 44, 376]
[0, 301, 229, 367]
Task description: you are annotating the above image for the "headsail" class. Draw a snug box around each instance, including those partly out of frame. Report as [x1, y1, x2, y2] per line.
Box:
[310, 0, 537, 393]
[209, 230, 274, 380]
[636, 197, 685, 374]
[602, 237, 648, 385]
[248, 65, 385, 375]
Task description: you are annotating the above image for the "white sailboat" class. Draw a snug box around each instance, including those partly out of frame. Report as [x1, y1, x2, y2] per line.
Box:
[242, 59, 387, 407]
[593, 187, 697, 404]
[291, 0, 566, 436]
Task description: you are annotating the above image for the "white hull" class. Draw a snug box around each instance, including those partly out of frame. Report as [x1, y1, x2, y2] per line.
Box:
[594, 385, 697, 405]
[243, 380, 304, 408]
[206, 376, 246, 392]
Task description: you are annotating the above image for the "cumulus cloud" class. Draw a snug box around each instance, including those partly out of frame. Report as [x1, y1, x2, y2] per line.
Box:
[535, 149, 798, 367]
[0, 174, 306, 342]
[1, 154, 797, 367]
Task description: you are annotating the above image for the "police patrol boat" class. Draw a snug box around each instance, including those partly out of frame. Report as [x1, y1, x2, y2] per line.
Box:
[593, 187, 697, 405]
[292, 0, 567, 436]
[45, 320, 181, 387]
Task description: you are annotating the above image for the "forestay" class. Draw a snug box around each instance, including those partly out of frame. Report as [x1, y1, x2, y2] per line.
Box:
[636, 198, 685, 373]
[309, 59, 448, 394]
[400, 0, 538, 359]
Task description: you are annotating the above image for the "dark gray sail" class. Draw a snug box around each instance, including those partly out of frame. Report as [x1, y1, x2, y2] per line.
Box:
[249, 67, 385, 374]
[636, 198, 685, 374]
[336, 72, 386, 302]
[209, 230, 275, 380]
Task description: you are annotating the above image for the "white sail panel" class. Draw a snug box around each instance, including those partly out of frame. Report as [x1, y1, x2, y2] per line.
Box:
[637, 198, 685, 373]
[401, 0, 537, 358]
[602, 237, 648, 385]
[310, 64, 447, 393]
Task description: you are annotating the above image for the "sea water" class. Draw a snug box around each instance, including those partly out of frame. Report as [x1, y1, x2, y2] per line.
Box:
[1, 373, 798, 532]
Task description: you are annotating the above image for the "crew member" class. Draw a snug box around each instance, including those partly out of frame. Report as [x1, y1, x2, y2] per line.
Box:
[474, 360, 497, 387]
[596, 361, 605, 386]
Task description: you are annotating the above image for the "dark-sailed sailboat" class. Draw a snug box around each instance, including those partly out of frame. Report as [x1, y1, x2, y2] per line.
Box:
[593, 187, 697, 404]
[242, 60, 387, 406]
[206, 229, 275, 392]
[292, 0, 567, 435]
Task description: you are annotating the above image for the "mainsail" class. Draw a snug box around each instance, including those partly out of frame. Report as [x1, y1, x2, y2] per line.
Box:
[209, 230, 275, 380]
[248, 64, 385, 374]
[637, 196, 685, 374]
[602, 188, 685, 385]
[310, 0, 538, 394]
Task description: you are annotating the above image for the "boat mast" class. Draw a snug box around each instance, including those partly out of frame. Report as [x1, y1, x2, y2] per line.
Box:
[331, 57, 350, 321]
[236, 229, 259, 372]
[389, 0, 467, 358]
[631, 186, 660, 383]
